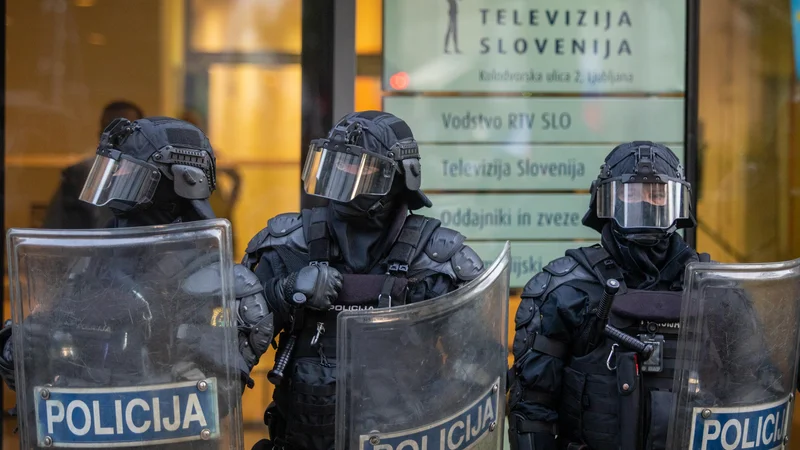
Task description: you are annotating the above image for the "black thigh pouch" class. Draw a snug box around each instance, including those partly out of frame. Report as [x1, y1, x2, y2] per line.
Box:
[645, 389, 673, 450]
[284, 357, 337, 450]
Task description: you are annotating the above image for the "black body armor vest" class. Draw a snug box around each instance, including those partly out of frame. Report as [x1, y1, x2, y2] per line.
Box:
[267, 207, 443, 450]
[510, 244, 711, 450]
[559, 288, 682, 450]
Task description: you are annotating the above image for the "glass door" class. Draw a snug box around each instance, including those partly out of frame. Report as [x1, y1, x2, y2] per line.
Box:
[3, 0, 308, 447]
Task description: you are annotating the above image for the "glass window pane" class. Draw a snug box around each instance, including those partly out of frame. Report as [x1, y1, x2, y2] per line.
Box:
[695, 0, 797, 263]
[355, 0, 381, 55]
[207, 63, 301, 257]
[5, 1, 304, 447]
[190, 0, 301, 54]
[355, 76, 382, 112]
[233, 166, 301, 272]
[208, 64, 301, 162]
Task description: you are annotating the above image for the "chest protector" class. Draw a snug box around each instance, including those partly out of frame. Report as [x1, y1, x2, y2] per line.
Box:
[269, 208, 439, 450]
[558, 248, 701, 450]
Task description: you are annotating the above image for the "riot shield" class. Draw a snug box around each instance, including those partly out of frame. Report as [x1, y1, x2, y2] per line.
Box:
[334, 242, 511, 450]
[7, 219, 244, 449]
[667, 258, 800, 450]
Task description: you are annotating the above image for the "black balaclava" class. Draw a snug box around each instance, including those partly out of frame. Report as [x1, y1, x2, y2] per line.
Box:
[109, 179, 212, 228]
[81, 116, 217, 229]
[322, 111, 430, 273]
[330, 178, 409, 274]
[583, 141, 698, 289]
[600, 222, 697, 289]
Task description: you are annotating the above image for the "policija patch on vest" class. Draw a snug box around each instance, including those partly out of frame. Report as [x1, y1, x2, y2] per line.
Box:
[688, 394, 792, 450]
[358, 377, 500, 450]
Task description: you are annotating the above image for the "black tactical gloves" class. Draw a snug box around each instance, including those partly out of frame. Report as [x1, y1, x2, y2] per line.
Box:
[275, 264, 343, 311]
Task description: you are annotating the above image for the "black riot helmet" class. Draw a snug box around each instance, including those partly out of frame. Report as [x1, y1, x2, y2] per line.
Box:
[78, 117, 216, 217]
[301, 110, 432, 213]
[582, 141, 695, 238]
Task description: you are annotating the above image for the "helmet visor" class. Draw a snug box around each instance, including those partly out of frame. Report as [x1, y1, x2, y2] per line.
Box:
[596, 180, 691, 229]
[301, 142, 396, 202]
[78, 154, 161, 207]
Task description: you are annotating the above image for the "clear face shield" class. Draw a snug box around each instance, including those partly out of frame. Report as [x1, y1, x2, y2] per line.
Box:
[78, 149, 161, 209]
[595, 179, 691, 230]
[301, 139, 398, 202]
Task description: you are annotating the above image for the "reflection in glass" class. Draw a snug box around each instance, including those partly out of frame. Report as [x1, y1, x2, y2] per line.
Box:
[190, 0, 301, 54]
[6, 1, 304, 448]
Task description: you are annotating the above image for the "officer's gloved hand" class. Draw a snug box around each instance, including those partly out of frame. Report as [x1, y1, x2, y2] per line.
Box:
[0, 320, 15, 391]
[233, 265, 274, 382]
[276, 264, 342, 311]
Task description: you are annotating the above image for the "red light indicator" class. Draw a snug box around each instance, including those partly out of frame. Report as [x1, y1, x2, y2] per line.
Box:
[389, 72, 410, 90]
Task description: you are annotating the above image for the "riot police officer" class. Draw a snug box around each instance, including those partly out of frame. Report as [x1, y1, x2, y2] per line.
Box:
[507, 141, 710, 450]
[0, 116, 273, 395]
[243, 110, 485, 450]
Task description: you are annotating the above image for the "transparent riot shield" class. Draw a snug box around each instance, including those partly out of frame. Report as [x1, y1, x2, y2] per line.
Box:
[334, 242, 511, 450]
[7, 219, 244, 449]
[666, 258, 800, 450]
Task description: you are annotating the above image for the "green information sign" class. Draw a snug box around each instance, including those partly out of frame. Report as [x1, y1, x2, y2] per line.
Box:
[469, 241, 599, 288]
[422, 144, 685, 190]
[381, 0, 689, 290]
[383, 0, 686, 93]
[427, 193, 596, 240]
[383, 97, 685, 144]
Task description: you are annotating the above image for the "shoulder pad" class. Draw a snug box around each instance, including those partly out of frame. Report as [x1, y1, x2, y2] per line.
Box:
[181, 262, 265, 299]
[244, 212, 302, 255]
[543, 256, 579, 276]
[425, 226, 466, 263]
[521, 271, 551, 298]
[244, 228, 269, 256]
[450, 244, 485, 282]
[233, 264, 265, 298]
[181, 261, 225, 296]
[267, 213, 303, 237]
[520, 255, 597, 300]
[519, 256, 578, 298]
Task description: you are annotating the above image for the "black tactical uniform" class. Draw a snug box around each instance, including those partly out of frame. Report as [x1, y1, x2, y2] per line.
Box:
[507, 142, 711, 450]
[0, 118, 274, 427]
[244, 111, 485, 450]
